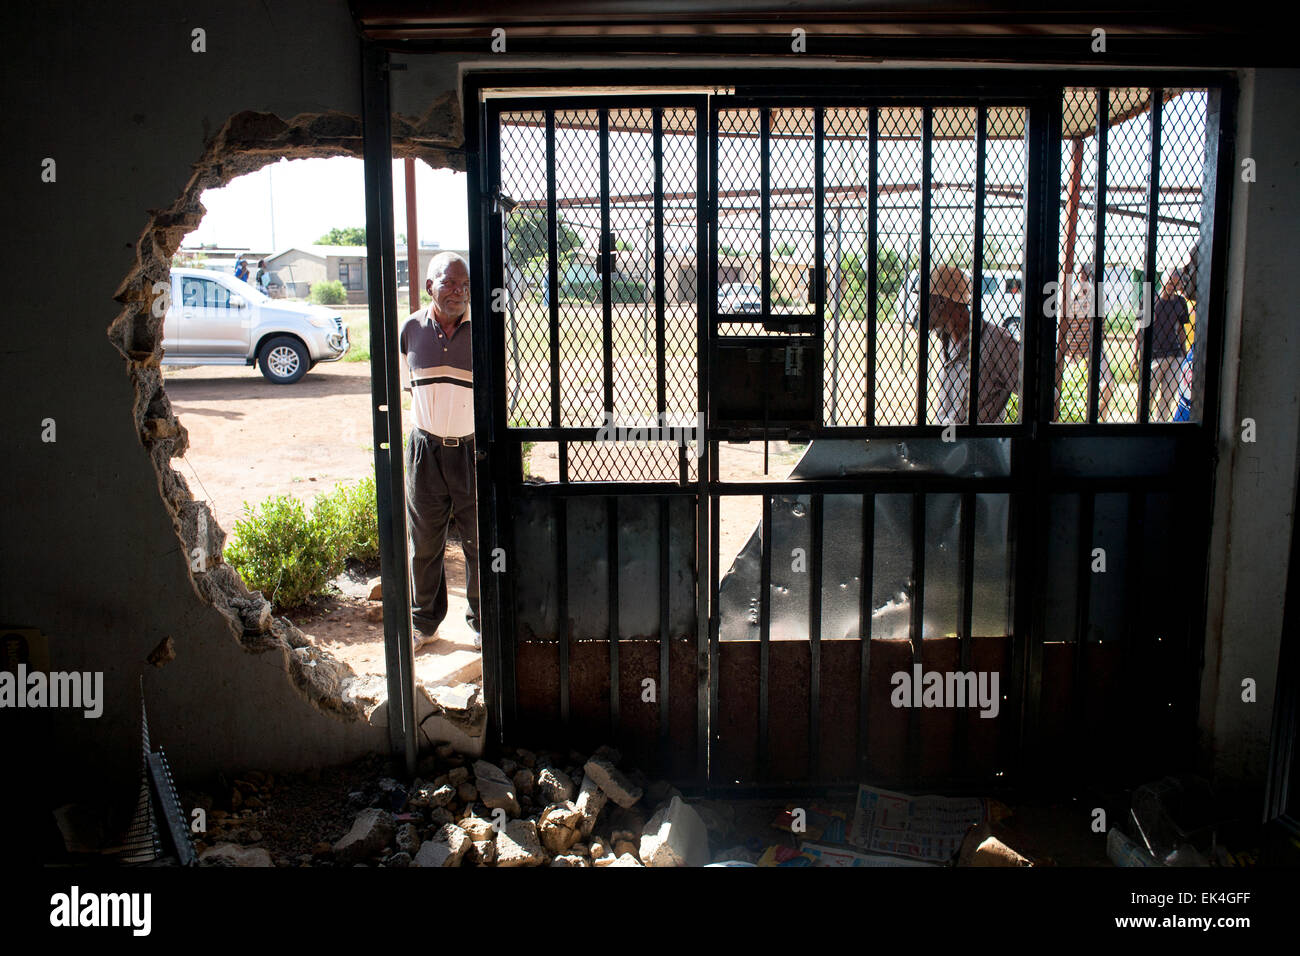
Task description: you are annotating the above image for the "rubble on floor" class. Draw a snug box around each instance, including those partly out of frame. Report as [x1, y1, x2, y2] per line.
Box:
[183, 750, 1254, 868]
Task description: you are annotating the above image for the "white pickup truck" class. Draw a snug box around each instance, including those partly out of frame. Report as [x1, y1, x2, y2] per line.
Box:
[161, 268, 349, 384]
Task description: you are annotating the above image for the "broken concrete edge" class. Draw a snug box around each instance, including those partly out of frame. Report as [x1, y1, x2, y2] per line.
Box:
[101, 104, 464, 724]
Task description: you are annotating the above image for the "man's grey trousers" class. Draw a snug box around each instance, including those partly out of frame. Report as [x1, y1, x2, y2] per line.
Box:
[405, 428, 480, 635]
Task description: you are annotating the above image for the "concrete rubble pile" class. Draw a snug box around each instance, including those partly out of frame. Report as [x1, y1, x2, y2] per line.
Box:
[211, 743, 742, 868]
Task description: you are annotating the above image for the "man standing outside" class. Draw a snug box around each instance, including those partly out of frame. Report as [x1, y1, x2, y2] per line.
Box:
[925, 264, 1021, 424]
[400, 252, 480, 649]
[1148, 269, 1191, 421]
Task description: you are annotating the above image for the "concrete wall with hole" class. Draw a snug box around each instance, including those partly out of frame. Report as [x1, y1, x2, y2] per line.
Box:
[2, 0, 1298, 813]
[2, 1, 465, 814]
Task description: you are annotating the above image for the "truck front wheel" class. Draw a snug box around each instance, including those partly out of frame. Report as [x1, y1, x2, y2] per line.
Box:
[258, 336, 310, 385]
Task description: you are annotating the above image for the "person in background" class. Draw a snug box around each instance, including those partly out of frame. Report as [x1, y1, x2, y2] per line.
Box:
[256, 259, 270, 292]
[234, 254, 250, 283]
[926, 263, 1022, 424]
[1149, 269, 1191, 421]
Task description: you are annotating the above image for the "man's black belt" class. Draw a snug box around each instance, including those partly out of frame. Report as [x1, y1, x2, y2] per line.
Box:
[417, 429, 473, 447]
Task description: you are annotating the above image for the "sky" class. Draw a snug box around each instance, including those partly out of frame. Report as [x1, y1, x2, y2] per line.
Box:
[181, 157, 469, 253]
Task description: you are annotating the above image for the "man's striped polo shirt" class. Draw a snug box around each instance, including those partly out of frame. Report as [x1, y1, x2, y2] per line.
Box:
[399, 307, 474, 438]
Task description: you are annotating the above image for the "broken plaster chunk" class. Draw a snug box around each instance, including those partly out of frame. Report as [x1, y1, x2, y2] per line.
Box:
[536, 766, 576, 804]
[582, 756, 643, 808]
[412, 823, 471, 867]
[537, 802, 582, 854]
[472, 760, 521, 817]
[574, 772, 607, 837]
[332, 808, 394, 864]
[639, 796, 710, 867]
[495, 819, 546, 867]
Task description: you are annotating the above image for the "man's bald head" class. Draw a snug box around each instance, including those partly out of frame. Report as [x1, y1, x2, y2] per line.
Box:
[426, 252, 470, 324]
[427, 251, 468, 283]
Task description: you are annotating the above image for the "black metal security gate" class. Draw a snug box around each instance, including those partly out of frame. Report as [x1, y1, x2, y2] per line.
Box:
[465, 75, 1233, 792]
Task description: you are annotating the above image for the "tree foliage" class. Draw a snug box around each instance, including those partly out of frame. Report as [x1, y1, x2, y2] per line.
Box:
[317, 226, 366, 246]
[506, 212, 581, 269]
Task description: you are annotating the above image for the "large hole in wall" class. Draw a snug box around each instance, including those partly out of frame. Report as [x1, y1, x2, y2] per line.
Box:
[105, 105, 470, 728]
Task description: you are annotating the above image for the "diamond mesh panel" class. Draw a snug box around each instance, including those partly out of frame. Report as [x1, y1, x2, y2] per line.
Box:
[874, 107, 923, 424]
[769, 108, 816, 318]
[979, 106, 1028, 425]
[499, 111, 552, 427]
[927, 106, 978, 425]
[822, 107, 872, 425]
[1150, 89, 1209, 424]
[555, 109, 605, 427]
[607, 109, 657, 424]
[1099, 88, 1152, 424]
[661, 108, 700, 423]
[567, 440, 698, 482]
[1056, 88, 1102, 423]
[716, 109, 764, 330]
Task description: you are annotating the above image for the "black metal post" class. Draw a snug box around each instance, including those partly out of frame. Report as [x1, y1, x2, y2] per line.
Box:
[866, 107, 879, 426]
[547, 110, 561, 429]
[1088, 89, 1109, 424]
[970, 105, 987, 426]
[1139, 88, 1163, 424]
[361, 41, 417, 774]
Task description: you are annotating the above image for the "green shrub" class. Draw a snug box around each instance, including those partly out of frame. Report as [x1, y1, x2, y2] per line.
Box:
[310, 279, 347, 305]
[224, 495, 346, 610]
[315, 475, 380, 564]
[224, 476, 381, 610]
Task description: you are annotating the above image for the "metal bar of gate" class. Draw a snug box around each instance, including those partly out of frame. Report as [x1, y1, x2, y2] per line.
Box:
[485, 104, 518, 735]
[809, 493, 823, 780]
[547, 110, 561, 429]
[813, 106, 826, 408]
[654, 108, 667, 418]
[659, 497, 671, 766]
[1020, 93, 1059, 776]
[918, 107, 933, 425]
[600, 109, 613, 417]
[1088, 89, 1109, 425]
[361, 42, 417, 774]
[1139, 88, 1164, 425]
[866, 107, 879, 427]
[760, 107, 771, 322]
[758, 493, 773, 781]
[701, 102, 718, 786]
[608, 495, 620, 734]
[969, 105, 987, 427]
[696, 98, 717, 785]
